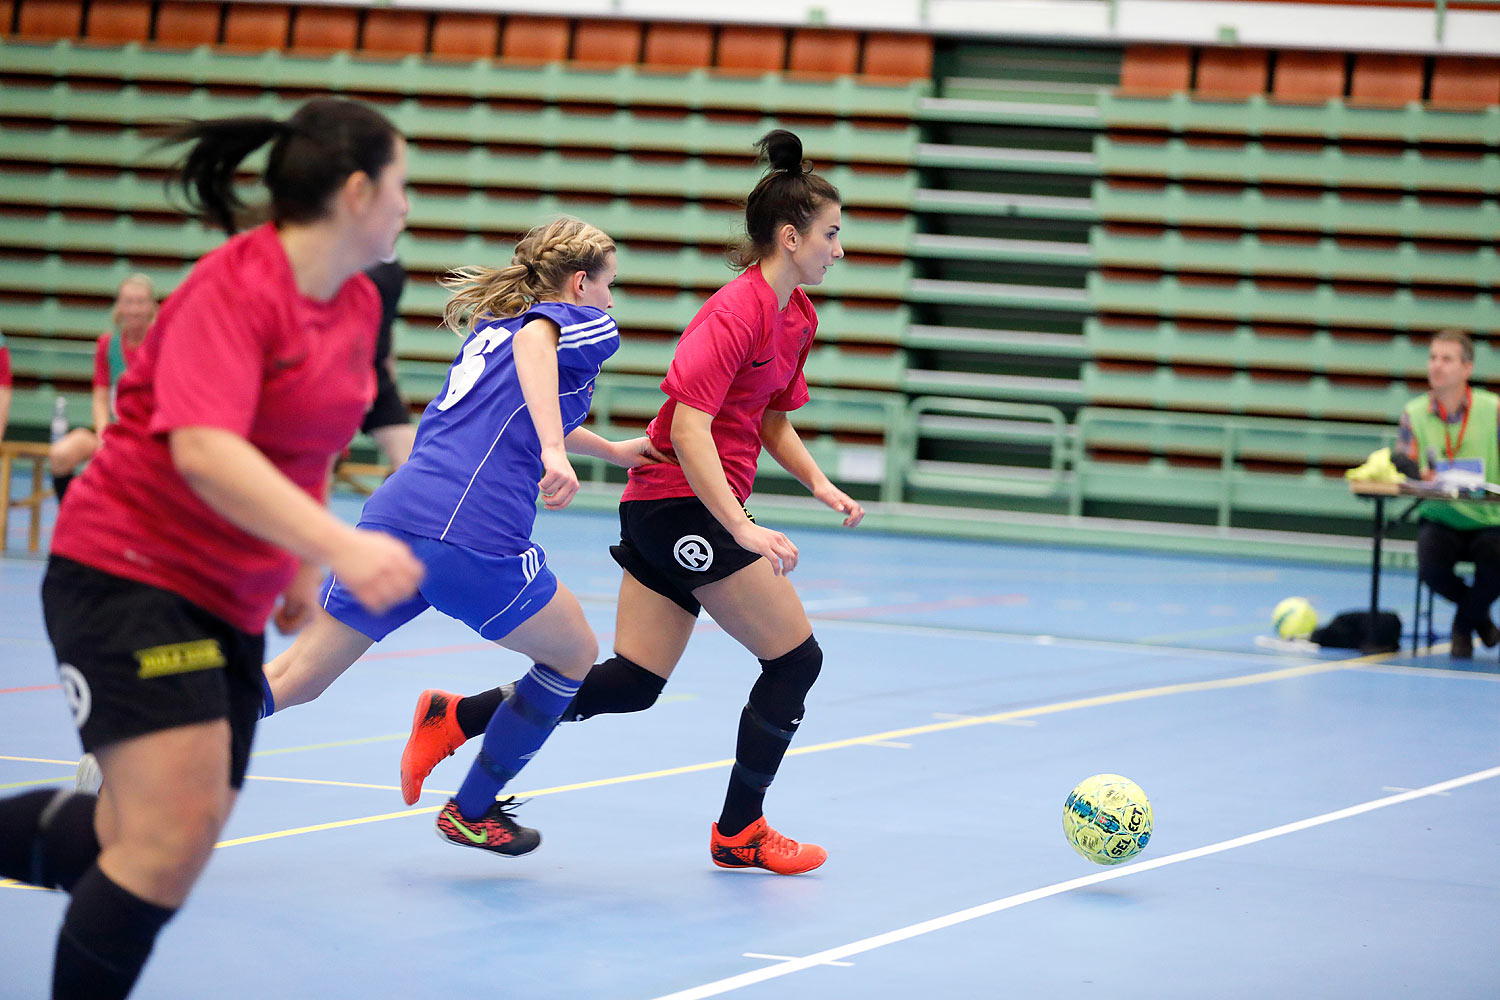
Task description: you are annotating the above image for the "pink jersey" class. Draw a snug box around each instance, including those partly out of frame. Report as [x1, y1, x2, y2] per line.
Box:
[52, 224, 378, 634]
[0, 345, 10, 387]
[623, 264, 815, 504]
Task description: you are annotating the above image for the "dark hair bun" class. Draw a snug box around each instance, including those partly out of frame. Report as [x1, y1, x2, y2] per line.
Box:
[757, 129, 804, 173]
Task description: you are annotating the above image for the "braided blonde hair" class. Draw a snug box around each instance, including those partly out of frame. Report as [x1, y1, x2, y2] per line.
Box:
[441, 218, 616, 334]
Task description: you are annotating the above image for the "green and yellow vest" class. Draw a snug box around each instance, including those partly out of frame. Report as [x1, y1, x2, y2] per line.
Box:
[1405, 387, 1500, 529]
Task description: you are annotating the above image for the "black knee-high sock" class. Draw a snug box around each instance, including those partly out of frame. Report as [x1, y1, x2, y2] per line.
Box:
[718, 636, 822, 838]
[453, 655, 666, 738]
[0, 789, 101, 891]
[454, 687, 508, 740]
[53, 864, 176, 1000]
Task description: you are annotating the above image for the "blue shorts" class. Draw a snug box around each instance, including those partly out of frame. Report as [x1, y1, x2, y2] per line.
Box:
[320, 524, 558, 642]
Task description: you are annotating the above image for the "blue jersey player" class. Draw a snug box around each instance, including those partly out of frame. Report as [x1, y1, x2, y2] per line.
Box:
[259, 218, 670, 854]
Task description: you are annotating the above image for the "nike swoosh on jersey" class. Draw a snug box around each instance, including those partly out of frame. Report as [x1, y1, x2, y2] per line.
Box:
[750, 357, 774, 368]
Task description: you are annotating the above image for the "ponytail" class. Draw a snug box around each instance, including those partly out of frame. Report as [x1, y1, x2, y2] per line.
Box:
[728, 129, 842, 269]
[441, 217, 616, 334]
[159, 98, 399, 235]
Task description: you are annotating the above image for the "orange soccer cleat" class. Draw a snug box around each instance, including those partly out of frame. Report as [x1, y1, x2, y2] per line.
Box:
[710, 816, 827, 875]
[399, 689, 467, 805]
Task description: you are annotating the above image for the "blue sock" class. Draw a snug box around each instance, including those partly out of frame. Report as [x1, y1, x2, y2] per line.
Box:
[453, 664, 580, 820]
[258, 673, 275, 719]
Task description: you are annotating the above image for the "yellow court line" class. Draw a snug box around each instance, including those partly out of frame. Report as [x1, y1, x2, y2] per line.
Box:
[251, 733, 408, 757]
[247, 774, 444, 795]
[0, 776, 69, 791]
[0, 755, 77, 766]
[215, 650, 1397, 850]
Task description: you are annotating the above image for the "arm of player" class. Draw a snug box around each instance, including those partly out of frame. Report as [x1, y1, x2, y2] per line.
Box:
[90, 385, 110, 435]
[0, 385, 9, 446]
[760, 409, 864, 528]
[170, 426, 423, 613]
[513, 317, 577, 510]
[671, 403, 799, 575]
[564, 426, 675, 469]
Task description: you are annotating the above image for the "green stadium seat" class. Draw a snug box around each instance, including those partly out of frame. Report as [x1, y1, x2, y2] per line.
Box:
[1097, 91, 1500, 145]
[1094, 134, 1500, 195]
[1092, 180, 1500, 241]
[1087, 272, 1500, 333]
[1081, 362, 1413, 420]
[1089, 228, 1499, 287]
[902, 368, 1086, 405]
[1083, 319, 1487, 378]
[0, 38, 931, 116]
[3, 334, 98, 382]
[904, 324, 1090, 359]
[0, 60, 922, 165]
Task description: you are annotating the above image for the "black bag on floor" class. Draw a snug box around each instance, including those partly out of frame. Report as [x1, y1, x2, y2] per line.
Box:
[1311, 610, 1401, 651]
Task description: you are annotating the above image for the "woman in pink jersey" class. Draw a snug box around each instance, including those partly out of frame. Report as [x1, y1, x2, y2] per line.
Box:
[0, 98, 424, 1000]
[47, 273, 158, 502]
[401, 129, 865, 875]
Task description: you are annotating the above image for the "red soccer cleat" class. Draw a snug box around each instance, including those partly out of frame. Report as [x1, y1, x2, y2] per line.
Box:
[435, 798, 540, 857]
[400, 689, 466, 805]
[710, 816, 827, 875]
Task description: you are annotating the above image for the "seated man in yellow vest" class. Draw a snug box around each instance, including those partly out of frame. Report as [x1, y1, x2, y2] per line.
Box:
[1396, 328, 1500, 658]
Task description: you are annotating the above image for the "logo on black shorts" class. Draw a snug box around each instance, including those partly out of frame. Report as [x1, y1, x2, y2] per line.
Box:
[58, 664, 91, 729]
[673, 535, 714, 572]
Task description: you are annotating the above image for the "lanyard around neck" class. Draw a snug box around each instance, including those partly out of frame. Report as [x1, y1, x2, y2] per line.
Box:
[1435, 386, 1473, 463]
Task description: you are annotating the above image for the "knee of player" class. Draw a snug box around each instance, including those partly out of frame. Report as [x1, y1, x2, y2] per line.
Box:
[764, 634, 822, 688]
[750, 634, 822, 723]
[121, 800, 227, 867]
[566, 634, 600, 679]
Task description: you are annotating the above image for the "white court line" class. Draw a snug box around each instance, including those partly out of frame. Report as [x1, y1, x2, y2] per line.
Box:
[646, 765, 1500, 1000]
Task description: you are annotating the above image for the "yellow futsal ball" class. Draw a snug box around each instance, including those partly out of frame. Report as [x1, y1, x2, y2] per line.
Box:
[1272, 597, 1318, 639]
[1062, 773, 1153, 865]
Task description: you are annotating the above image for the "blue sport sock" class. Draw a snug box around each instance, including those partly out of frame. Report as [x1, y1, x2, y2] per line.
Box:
[258, 673, 275, 719]
[453, 664, 580, 820]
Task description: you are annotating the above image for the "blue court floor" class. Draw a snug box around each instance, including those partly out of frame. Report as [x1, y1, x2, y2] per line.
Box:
[2, 494, 1497, 999]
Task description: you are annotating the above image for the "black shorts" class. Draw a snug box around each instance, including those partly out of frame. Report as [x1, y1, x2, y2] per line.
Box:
[360, 362, 411, 434]
[611, 497, 763, 616]
[40, 556, 267, 789]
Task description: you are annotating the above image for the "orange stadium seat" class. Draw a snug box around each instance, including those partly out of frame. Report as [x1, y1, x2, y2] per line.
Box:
[361, 8, 427, 57]
[1195, 47, 1268, 98]
[1272, 50, 1346, 102]
[1, 1, 13, 34]
[643, 21, 713, 69]
[15, 0, 83, 38]
[500, 16, 570, 62]
[716, 25, 786, 72]
[430, 11, 499, 59]
[291, 5, 358, 54]
[862, 32, 933, 80]
[1349, 53, 1424, 106]
[1118, 45, 1191, 95]
[86, 0, 151, 42]
[154, 0, 220, 46]
[788, 28, 859, 76]
[572, 19, 642, 66]
[222, 2, 289, 51]
[1428, 56, 1500, 108]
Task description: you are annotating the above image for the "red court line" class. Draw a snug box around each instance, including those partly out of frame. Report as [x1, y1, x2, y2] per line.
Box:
[0, 684, 59, 695]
